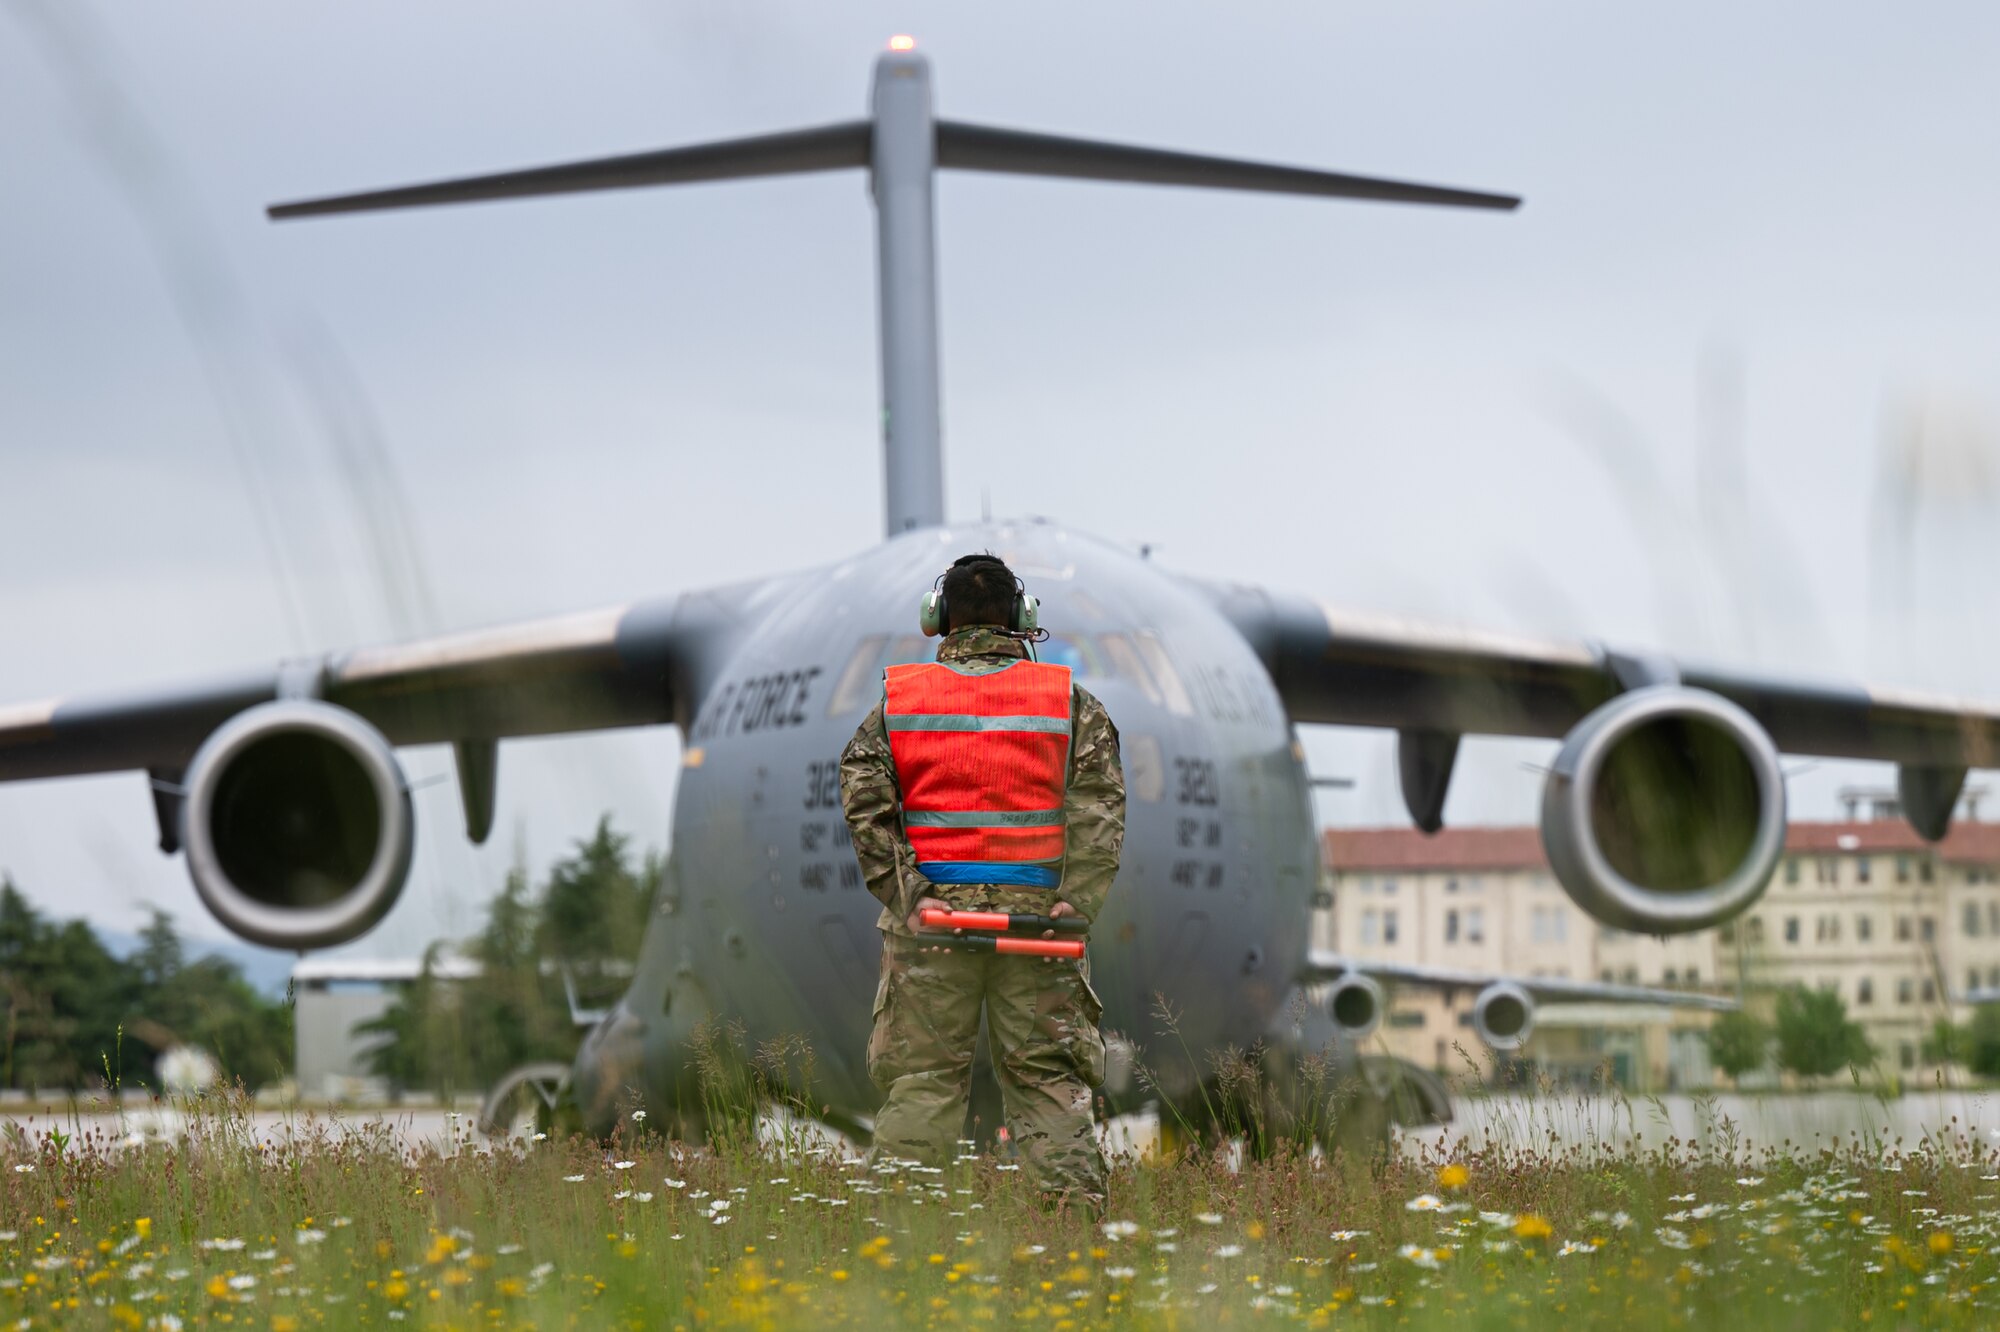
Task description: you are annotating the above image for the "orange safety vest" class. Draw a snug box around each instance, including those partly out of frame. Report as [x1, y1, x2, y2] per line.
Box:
[883, 660, 1074, 890]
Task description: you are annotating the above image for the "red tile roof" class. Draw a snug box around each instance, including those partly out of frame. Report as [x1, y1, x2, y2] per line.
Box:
[1322, 820, 2000, 872]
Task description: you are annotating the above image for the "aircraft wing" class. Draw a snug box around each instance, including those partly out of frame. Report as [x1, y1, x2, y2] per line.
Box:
[0, 596, 705, 784]
[1203, 582, 2000, 774]
[1302, 950, 1736, 1012]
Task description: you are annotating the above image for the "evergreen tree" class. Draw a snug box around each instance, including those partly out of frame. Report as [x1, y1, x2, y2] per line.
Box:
[1965, 1005, 2000, 1079]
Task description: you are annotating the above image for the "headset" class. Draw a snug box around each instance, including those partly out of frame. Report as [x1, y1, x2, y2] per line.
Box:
[920, 554, 1041, 638]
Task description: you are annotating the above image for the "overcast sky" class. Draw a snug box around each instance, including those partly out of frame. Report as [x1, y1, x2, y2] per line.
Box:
[1, 1, 1996, 958]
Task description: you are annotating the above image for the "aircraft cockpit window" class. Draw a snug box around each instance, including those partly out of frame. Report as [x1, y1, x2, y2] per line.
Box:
[826, 634, 888, 717]
[1098, 633, 1163, 707]
[1038, 634, 1107, 678]
[826, 633, 937, 716]
[1133, 631, 1195, 717]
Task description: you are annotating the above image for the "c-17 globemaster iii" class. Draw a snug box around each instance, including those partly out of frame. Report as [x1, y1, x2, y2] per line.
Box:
[3, 44, 1996, 1150]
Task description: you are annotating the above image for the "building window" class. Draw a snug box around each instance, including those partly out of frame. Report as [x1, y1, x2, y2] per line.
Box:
[1784, 858, 1800, 885]
[1989, 902, 1999, 935]
[1921, 978, 1937, 1003]
[1747, 917, 1766, 945]
[1897, 916, 1913, 943]
[1901, 1043, 1916, 1071]
[1896, 856, 1912, 885]
[1856, 914, 1873, 943]
[1383, 910, 1399, 945]
[1684, 967, 1698, 986]
[1817, 857, 1839, 884]
[1921, 916, 1937, 943]
[1989, 966, 2000, 990]
[1444, 909, 1459, 944]
[1972, 969, 1983, 996]
[1816, 914, 1840, 943]
[1967, 903, 1983, 938]
[1444, 877, 1459, 894]
[1380, 879, 1397, 895]
[1621, 966, 1639, 984]
[1784, 917, 1801, 944]
[1898, 978, 1914, 1005]
[1466, 907, 1485, 944]
[1920, 858, 1934, 883]
[1856, 856, 1872, 884]
[1857, 978, 1873, 1005]
[1600, 968, 1614, 983]
[1360, 910, 1379, 946]
[1663, 967, 1677, 985]
[1719, 921, 1736, 944]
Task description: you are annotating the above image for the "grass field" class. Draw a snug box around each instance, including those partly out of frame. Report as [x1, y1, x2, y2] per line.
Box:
[5, 1095, 2000, 1330]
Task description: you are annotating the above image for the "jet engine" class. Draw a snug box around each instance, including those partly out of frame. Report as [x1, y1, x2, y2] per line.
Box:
[1541, 685, 1786, 936]
[180, 701, 414, 950]
[1325, 972, 1385, 1041]
[1472, 981, 1533, 1051]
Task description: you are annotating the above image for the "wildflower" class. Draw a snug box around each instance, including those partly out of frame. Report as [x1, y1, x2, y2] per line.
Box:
[1156, 1241, 1178, 1252]
[1437, 1162, 1469, 1190]
[563, 1174, 586, 1183]
[295, 1229, 326, 1246]
[1514, 1215, 1553, 1241]
[1406, 1194, 1446, 1212]
[1197, 1283, 1219, 1294]
[228, 1274, 256, 1291]
[1196, 1212, 1224, 1226]
[1929, 1232, 1954, 1256]
[1102, 1220, 1140, 1240]
[1557, 1240, 1594, 1257]
[1398, 1244, 1448, 1270]
[1214, 1244, 1243, 1258]
[630, 1110, 647, 1121]
[636, 1192, 654, 1203]
[1479, 1211, 1516, 1228]
[134, 1219, 151, 1241]
[613, 1160, 635, 1170]
[664, 1178, 686, 1189]
[532, 1132, 548, 1142]
[1329, 1230, 1367, 1242]
[12, 1164, 32, 1174]
[1736, 1176, 1764, 1187]
[1656, 1227, 1692, 1250]
[708, 1199, 731, 1212]
[1669, 1193, 1696, 1203]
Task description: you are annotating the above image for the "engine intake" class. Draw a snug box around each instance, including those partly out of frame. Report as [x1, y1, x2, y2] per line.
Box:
[1472, 981, 1533, 1051]
[181, 701, 414, 950]
[1326, 972, 1385, 1041]
[1541, 685, 1785, 936]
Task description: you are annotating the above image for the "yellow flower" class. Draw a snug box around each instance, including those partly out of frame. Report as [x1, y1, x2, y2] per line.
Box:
[272, 1318, 299, 1332]
[205, 1275, 230, 1299]
[1930, 1232, 1954, 1256]
[1438, 1163, 1470, 1191]
[1514, 1215, 1553, 1241]
[133, 1218, 151, 1241]
[1245, 1222, 1266, 1242]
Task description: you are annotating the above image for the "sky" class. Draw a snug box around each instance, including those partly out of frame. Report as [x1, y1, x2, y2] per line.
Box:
[1, 1, 1997, 960]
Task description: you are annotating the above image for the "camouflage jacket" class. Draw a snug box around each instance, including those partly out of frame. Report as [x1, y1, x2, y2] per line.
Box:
[839, 626, 1125, 938]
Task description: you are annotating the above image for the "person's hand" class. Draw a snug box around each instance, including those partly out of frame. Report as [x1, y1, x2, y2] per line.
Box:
[906, 895, 952, 937]
[1041, 900, 1080, 939]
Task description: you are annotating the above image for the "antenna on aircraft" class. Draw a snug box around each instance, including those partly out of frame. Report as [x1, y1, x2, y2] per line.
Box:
[269, 46, 1519, 538]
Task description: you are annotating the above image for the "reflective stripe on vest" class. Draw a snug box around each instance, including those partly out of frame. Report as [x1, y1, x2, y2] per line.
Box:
[884, 659, 1073, 888]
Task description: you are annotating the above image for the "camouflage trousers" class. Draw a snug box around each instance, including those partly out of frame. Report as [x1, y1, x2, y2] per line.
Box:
[867, 927, 1108, 1206]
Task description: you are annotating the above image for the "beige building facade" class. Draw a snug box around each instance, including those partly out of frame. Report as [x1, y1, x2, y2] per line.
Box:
[1318, 814, 2000, 1089]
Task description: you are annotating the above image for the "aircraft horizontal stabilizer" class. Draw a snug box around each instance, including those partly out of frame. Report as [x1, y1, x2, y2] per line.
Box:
[268, 121, 870, 219]
[933, 120, 1519, 211]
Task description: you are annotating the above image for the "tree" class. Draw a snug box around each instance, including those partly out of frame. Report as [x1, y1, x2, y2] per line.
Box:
[1922, 1017, 1969, 1069]
[1964, 1004, 2000, 1079]
[1705, 1008, 1771, 1084]
[1774, 985, 1873, 1079]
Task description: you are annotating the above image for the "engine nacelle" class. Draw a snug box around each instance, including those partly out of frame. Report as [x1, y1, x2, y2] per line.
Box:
[1541, 685, 1786, 936]
[181, 701, 414, 950]
[1472, 981, 1534, 1051]
[1326, 972, 1385, 1041]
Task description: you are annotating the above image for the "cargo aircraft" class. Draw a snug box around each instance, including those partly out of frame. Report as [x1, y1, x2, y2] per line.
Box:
[5, 45, 1994, 1148]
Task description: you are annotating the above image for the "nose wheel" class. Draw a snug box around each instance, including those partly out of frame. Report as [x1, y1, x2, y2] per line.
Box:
[478, 1062, 574, 1140]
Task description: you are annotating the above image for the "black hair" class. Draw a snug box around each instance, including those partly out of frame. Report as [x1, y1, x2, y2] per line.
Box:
[940, 552, 1019, 631]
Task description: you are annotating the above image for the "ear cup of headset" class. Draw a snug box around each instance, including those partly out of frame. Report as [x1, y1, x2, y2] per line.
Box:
[920, 589, 946, 637]
[1014, 593, 1039, 635]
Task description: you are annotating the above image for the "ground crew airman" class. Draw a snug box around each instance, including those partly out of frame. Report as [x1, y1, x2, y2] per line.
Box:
[839, 552, 1124, 1212]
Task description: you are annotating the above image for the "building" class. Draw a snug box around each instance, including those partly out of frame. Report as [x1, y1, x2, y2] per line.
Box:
[1317, 807, 2000, 1088]
[291, 955, 479, 1101]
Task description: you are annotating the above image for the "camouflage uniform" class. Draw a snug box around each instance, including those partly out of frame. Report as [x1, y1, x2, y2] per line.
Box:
[839, 626, 1125, 1206]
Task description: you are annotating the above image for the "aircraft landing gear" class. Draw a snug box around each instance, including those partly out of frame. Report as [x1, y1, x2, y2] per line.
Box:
[478, 1062, 576, 1140]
